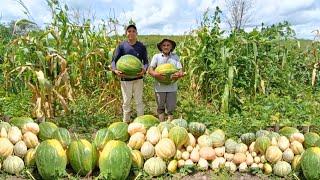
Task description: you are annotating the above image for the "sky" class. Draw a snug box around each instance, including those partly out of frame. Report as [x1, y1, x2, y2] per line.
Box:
[0, 0, 320, 39]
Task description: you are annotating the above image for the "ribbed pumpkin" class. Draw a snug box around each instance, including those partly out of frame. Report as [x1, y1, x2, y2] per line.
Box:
[10, 117, 34, 129]
[128, 122, 146, 135]
[13, 140, 27, 157]
[279, 127, 299, 138]
[144, 157, 166, 177]
[188, 122, 206, 137]
[131, 150, 144, 169]
[36, 139, 67, 180]
[235, 143, 248, 154]
[107, 122, 129, 142]
[133, 115, 160, 129]
[140, 141, 155, 159]
[67, 139, 98, 176]
[169, 126, 188, 148]
[0, 137, 14, 158]
[254, 136, 271, 154]
[146, 126, 161, 145]
[303, 132, 320, 148]
[51, 127, 71, 149]
[289, 132, 304, 143]
[225, 138, 238, 153]
[273, 161, 292, 177]
[278, 136, 290, 151]
[301, 147, 320, 180]
[265, 146, 282, 164]
[99, 140, 132, 180]
[157, 121, 175, 132]
[210, 129, 225, 148]
[3, 155, 24, 174]
[154, 63, 179, 84]
[128, 132, 145, 150]
[291, 155, 301, 171]
[21, 122, 40, 134]
[255, 129, 270, 137]
[93, 128, 114, 151]
[198, 135, 214, 148]
[171, 118, 188, 129]
[38, 122, 58, 141]
[282, 148, 294, 163]
[23, 132, 39, 148]
[0, 121, 11, 131]
[116, 54, 142, 78]
[8, 126, 22, 144]
[24, 148, 37, 167]
[240, 133, 256, 146]
[186, 133, 196, 147]
[155, 138, 176, 159]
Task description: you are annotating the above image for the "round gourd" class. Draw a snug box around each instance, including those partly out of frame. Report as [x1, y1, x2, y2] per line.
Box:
[21, 122, 40, 134]
[107, 122, 129, 142]
[23, 132, 39, 148]
[254, 136, 271, 154]
[3, 155, 24, 174]
[93, 128, 114, 151]
[235, 143, 248, 154]
[265, 146, 282, 164]
[273, 161, 292, 177]
[301, 147, 320, 180]
[51, 127, 71, 149]
[279, 127, 299, 138]
[155, 138, 176, 159]
[99, 140, 132, 180]
[128, 122, 146, 135]
[133, 115, 160, 129]
[154, 63, 179, 84]
[0, 137, 14, 158]
[146, 126, 161, 145]
[225, 138, 237, 153]
[67, 139, 98, 176]
[291, 155, 301, 171]
[131, 150, 144, 169]
[13, 140, 27, 158]
[241, 133, 256, 146]
[38, 122, 58, 141]
[278, 136, 290, 151]
[199, 146, 215, 161]
[116, 54, 142, 78]
[169, 126, 188, 149]
[140, 141, 155, 159]
[210, 129, 225, 147]
[128, 132, 145, 150]
[144, 157, 166, 177]
[233, 153, 246, 165]
[303, 132, 320, 148]
[188, 122, 206, 137]
[171, 118, 188, 129]
[282, 148, 294, 162]
[36, 139, 67, 179]
[168, 160, 178, 173]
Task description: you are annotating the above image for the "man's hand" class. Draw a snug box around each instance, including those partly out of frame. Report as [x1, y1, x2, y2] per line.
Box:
[114, 69, 126, 78]
[154, 72, 165, 80]
[171, 71, 185, 80]
[137, 69, 146, 77]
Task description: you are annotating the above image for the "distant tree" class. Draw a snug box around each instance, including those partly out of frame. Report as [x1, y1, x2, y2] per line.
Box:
[225, 0, 254, 31]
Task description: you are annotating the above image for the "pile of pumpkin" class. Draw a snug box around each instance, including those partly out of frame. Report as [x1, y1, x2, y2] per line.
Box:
[0, 115, 320, 180]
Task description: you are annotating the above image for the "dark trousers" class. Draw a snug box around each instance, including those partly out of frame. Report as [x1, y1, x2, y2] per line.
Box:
[155, 92, 177, 115]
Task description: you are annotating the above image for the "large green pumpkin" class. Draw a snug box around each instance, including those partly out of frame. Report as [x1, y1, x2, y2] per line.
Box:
[67, 139, 98, 176]
[133, 115, 160, 129]
[171, 118, 188, 129]
[210, 129, 226, 147]
[99, 140, 132, 180]
[304, 132, 320, 148]
[301, 147, 320, 180]
[188, 122, 206, 137]
[51, 127, 71, 149]
[154, 63, 179, 85]
[168, 126, 188, 148]
[107, 122, 129, 142]
[93, 128, 114, 151]
[116, 55, 142, 78]
[38, 122, 58, 141]
[240, 132, 256, 146]
[36, 139, 67, 180]
[279, 127, 299, 138]
[10, 117, 34, 129]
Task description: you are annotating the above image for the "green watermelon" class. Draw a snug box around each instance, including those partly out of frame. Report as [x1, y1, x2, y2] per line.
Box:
[116, 55, 142, 78]
[51, 127, 71, 149]
[107, 122, 129, 142]
[304, 132, 320, 148]
[67, 139, 98, 176]
[168, 126, 188, 148]
[133, 115, 160, 129]
[38, 122, 58, 141]
[254, 136, 271, 154]
[10, 117, 34, 129]
[301, 147, 320, 180]
[99, 140, 132, 180]
[93, 128, 114, 151]
[36, 139, 67, 179]
[154, 63, 179, 85]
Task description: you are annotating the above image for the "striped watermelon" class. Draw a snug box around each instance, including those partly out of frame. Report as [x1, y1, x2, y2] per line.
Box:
[154, 63, 179, 85]
[38, 122, 58, 141]
[116, 55, 142, 78]
[51, 127, 71, 149]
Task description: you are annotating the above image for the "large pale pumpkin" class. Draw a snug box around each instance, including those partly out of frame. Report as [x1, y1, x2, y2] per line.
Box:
[169, 126, 188, 148]
[155, 138, 176, 159]
[3, 155, 24, 174]
[140, 141, 155, 159]
[128, 122, 146, 135]
[36, 139, 67, 179]
[265, 146, 282, 164]
[300, 147, 320, 180]
[146, 126, 161, 145]
[67, 139, 98, 176]
[128, 132, 145, 150]
[0, 137, 14, 158]
[23, 132, 39, 148]
[99, 140, 132, 180]
[133, 115, 160, 129]
[8, 126, 22, 144]
[21, 122, 40, 134]
[13, 140, 27, 158]
[144, 157, 166, 177]
[273, 161, 292, 177]
[107, 122, 129, 142]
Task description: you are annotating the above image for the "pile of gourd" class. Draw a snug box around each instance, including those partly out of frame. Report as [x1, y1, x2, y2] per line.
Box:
[0, 115, 320, 180]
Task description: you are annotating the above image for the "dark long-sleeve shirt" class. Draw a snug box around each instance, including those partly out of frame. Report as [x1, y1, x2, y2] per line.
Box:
[111, 41, 148, 81]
